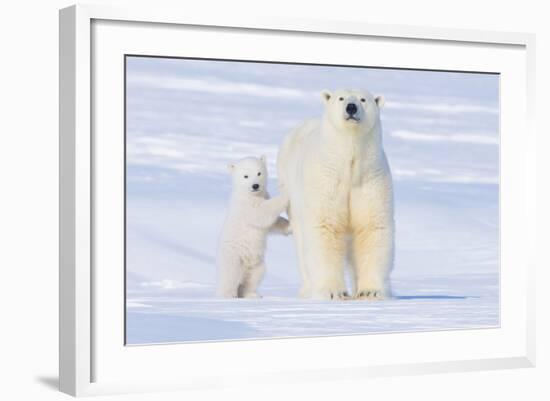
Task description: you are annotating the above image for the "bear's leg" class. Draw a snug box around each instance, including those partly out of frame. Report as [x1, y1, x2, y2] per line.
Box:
[240, 262, 265, 299]
[305, 224, 348, 300]
[216, 254, 244, 298]
[350, 176, 395, 300]
[346, 246, 358, 296]
[291, 218, 311, 298]
[351, 226, 394, 300]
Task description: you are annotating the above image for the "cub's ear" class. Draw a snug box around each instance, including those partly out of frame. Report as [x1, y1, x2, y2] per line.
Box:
[260, 155, 266, 163]
[227, 164, 235, 173]
[375, 95, 385, 108]
[321, 90, 332, 103]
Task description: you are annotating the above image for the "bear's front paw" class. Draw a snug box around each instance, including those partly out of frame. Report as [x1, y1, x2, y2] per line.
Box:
[355, 288, 387, 300]
[313, 288, 351, 301]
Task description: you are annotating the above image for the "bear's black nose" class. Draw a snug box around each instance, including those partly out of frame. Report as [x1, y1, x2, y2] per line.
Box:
[252, 184, 260, 190]
[346, 103, 358, 115]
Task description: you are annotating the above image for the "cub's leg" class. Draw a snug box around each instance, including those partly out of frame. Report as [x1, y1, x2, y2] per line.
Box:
[240, 262, 266, 299]
[216, 252, 244, 298]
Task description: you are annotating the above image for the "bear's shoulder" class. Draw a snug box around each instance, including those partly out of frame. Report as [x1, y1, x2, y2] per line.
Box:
[297, 118, 321, 136]
[282, 118, 321, 149]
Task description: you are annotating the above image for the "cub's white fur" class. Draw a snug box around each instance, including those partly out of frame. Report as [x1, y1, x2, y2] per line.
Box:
[216, 156, 290, 298]
[278, 89, 394, 300]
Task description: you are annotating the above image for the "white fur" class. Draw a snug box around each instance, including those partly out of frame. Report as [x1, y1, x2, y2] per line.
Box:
[278, 89, 394, 300]
[216, 156, 290, 298]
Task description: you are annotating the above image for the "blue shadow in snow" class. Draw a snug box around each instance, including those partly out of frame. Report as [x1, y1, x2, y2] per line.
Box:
[395, 295, 473, 300]
[126, 311, 258, 344]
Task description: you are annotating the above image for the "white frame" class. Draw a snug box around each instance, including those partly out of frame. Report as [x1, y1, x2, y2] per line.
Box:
[59, 4, 536, 397]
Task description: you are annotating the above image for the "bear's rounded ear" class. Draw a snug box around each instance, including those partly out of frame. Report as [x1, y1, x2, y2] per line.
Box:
[259, 155, 266, 163]
[375, 95, 385, 108]
[227, 164, 235, 173]
[321, 90, 332, 103]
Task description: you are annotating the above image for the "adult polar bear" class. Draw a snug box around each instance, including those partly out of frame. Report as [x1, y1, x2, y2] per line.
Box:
[278, 89, 394, 300]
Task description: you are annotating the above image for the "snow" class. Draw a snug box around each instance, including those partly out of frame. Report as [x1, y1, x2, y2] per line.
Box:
[125, 56, 499, 344]
[127, 272, 498, 344]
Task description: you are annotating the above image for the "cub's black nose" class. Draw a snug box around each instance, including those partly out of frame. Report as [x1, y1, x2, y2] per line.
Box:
[252, 184, 260, 190]
[346, 103, 358, 115]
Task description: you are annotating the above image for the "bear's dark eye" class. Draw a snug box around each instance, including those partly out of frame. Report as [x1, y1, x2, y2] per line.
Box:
[257, 172, 261, 176]
[244, 175, 248, 179]
[338, 97, 344, 101]
[360, 98, 366, 102]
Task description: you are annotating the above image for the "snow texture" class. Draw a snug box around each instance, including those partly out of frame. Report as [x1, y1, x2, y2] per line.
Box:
[125, 56, 499, 344]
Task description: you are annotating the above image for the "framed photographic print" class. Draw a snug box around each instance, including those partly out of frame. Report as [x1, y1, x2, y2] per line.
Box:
[59, 4, 536, 397]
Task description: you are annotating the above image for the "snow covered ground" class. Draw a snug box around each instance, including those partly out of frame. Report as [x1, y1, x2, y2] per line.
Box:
[125, 56, 499, 344]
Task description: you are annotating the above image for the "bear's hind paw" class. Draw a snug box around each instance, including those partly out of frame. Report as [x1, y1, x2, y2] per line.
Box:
[356, 289, 386, 300]
[313, 289, 351, 301]
[331, 291, 352, 300]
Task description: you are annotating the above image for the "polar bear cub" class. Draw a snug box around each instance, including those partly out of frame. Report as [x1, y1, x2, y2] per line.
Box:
[216, 156, 290, 298]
